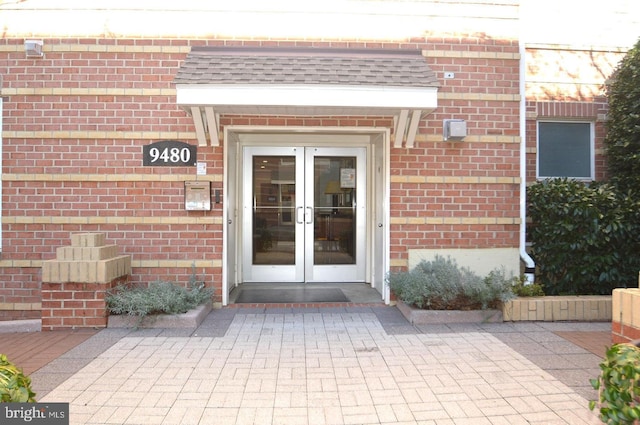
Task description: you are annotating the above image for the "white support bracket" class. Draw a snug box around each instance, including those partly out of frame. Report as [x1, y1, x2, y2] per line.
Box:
[204, 107, 220, 146]
[405, 109, 422, 148]
[393, 109, 409, 148]
[190, 106, 208, 147]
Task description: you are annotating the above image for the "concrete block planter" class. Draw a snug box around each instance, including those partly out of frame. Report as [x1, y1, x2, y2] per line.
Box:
[502, 296, 611, 322]
[107, 302, 212, 329]
[396, 300, 503, 325]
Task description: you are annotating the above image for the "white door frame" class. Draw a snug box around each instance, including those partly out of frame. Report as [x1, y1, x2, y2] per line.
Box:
[304, 146, 366, 282]
[222, 126, 391, 304]
[241, 146, 367, 283]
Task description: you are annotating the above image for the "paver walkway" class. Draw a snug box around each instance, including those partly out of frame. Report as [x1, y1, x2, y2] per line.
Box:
[554, 331, 611, 357]
[0, 329, 97, 375]
[37, 311, 602, 425]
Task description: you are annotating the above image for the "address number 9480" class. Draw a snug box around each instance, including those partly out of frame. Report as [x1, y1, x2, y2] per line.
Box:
[149, 147, 192, 163]
[143, 141, 197, 166]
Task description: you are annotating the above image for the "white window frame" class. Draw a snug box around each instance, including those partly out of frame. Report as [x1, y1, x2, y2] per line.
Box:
[536, 120, 595, 181]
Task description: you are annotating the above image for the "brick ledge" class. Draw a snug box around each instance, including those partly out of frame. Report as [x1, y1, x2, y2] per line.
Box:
[502, 295, 611, 322]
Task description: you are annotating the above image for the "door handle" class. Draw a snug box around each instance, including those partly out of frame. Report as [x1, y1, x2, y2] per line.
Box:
[296, 206, 304, 224]
[306, 206, 313, 224]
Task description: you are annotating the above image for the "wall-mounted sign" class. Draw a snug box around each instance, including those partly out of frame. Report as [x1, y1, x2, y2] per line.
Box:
[340, 168, 356, 188]
[143, 140, 197, 166]
[184, 181, 211, 211]
[197, 162, 207, 175]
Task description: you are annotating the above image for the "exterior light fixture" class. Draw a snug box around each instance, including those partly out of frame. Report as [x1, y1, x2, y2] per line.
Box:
[24, 40, 43, 58]
[443, 119, 467, 142]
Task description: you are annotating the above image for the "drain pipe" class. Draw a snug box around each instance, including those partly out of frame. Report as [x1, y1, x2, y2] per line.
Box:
[0, 97, 3, 255]
[519, 35, 536, 284]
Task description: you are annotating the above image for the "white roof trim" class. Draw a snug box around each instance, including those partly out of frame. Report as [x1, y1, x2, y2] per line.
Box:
[176, 84, 438, 147]
[177, 84, 437, 113]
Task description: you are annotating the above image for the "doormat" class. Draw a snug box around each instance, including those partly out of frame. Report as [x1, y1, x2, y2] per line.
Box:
[235, 288, 349, 304]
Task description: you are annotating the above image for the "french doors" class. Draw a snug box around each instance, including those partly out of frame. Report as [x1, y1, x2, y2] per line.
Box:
[241, 146, 366, 282]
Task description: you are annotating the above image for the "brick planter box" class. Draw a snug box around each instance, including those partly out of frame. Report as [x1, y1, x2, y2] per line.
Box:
[41, 277, 128, 331]
[612, 288, 640, 343]
[41, 233, 131, 330]
[396, 296, 613, 324]
[396, 300, 502, 324]
[107, 302, 212, 329]
[502, 296, 611, 322]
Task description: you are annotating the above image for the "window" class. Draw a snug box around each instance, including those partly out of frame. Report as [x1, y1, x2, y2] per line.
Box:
[537, 121, 593, 180]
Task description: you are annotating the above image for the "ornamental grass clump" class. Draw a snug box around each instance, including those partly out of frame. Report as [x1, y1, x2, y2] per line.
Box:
[387, 255, 516, 310]
[106, 281, 213, 319]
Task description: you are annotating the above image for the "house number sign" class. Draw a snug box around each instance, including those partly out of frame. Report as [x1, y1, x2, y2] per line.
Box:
[143, 140, 197, 166]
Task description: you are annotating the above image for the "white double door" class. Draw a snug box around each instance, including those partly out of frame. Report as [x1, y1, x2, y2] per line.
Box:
[242, 146, 366, 283]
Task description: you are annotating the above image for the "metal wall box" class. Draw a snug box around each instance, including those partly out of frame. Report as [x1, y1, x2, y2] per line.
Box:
[184, 181, 211, 211]
[443, 119, 467, 141]
[24, 40, 43, 58]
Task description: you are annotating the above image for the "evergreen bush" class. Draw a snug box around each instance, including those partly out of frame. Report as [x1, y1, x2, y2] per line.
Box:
[527, 178, 640, 295]
[605, 37, 640, 194]
[387, 256, 515, 310]
[527, 38, 640, 296]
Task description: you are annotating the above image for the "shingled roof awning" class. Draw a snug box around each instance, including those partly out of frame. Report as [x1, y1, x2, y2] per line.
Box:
[174, 47, 439, 147]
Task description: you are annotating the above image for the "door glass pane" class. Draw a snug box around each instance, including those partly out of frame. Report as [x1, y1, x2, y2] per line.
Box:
[253, 156, 296, 265]
[313, 156, 356, 265]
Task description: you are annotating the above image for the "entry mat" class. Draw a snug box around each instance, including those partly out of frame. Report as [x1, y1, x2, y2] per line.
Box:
[234, 288, 349, 304]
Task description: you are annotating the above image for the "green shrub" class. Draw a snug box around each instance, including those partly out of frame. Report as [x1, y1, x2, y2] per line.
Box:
[387, 256, 515, 310]
[605, 37, 640, 195]
[528, 178, 640, 295]
[589, 342, 640, 424]
[511, 277, 545, 297]
[106, 281, 213, 318]
[0, 354, 36, 402]
[529, 39, 640, 296]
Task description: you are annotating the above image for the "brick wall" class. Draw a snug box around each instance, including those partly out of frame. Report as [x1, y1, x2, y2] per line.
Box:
[524, 98, 610, 182]
[390, 38, 521, 268]
[41, 279, 127, 330]
[1, 36, 521, 311]
[524, 46, 624, 183]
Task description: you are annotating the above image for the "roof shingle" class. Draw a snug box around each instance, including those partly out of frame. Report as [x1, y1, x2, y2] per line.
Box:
[174, 47, 440, 88]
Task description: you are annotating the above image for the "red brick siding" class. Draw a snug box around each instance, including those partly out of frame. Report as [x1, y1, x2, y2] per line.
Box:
[1, 37, 521, 307]
[612, 320, 640, 344]
[524, 45, 621, 184]
[0, 269, 40, 303]
[525, 99, 609, 182]
[389, 39, 521, 268]
[41, 276, 127, 330]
